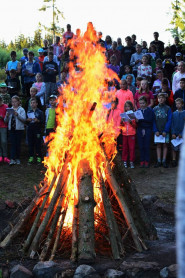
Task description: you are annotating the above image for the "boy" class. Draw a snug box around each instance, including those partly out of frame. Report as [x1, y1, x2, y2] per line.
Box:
[171, 98, 185, 167]
[153, 93, 172, 168]
[0, 83, 11, 106]
[26, 97, 44, 164]
[0, 96, 9, 163]
[5, 69, 21, 97]
[174, 78, 185, 110]
[25, 87, 42, 112]
[45, 95, 58, 136]
[136, 96, 155, 168]
[5, 51, 21, 80]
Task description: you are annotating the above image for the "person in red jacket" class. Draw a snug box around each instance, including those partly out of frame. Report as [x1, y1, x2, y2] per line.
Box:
[115, 80, 134, 113]
[121, 100, 136, 169]
[0, 96, 10, 163]
[106, 97, 121, 137]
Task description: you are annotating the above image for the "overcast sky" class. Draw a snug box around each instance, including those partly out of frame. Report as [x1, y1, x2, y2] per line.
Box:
[0, 0, 174, 46]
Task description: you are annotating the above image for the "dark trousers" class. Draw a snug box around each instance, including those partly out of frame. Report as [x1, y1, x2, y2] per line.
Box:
[27, 125, 42, 157]
[137, 128, 152, 162]
[25, 82, 34, 97]
[9, 130, 23, 159]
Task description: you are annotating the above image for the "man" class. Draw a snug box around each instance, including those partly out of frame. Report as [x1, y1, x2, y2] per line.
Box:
[5, 51, 21, 80]
[172, 62, 185, 94]
[150, 32, 164, 58]
[170, 36, 184, 62]
[130, 44, 143, 77]
[120, 36, 135, 76]
[63, 24, 74, 45]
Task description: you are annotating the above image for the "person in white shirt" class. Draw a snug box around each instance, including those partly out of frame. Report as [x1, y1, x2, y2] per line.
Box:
[172, 61, 185, 94]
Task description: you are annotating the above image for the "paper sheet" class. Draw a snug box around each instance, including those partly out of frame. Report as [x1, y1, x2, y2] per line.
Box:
[171, 137, 183, 147]
[154, 135, 166, 143]
[6, 108, 15, 115]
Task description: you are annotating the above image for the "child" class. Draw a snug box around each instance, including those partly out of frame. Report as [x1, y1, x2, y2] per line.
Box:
[137, 55, 152, 81]
[121, 65, 135, 86]
[171, 98, 185, 167]
[106, 97, 121, 137]
[136, 77, 143, 91]
[45, 95, 58, 136]
[25, 87, 42, 112]
[136, 96, 155, 168]
[0, 83, 11, 106]
[4, 96, 26, 165]
[32, 73, 46, 106]
[126, 75, 136, 95]
[26, 97, 44, 164]
[122, 101, 136, 168]
[153, 93, 172, 168]
[37, 48, 45, 71]
[173, 78, 185, 110]
[115, 80, 134, 113]
[158, 78, 174, 108]
[0, 96, 9, 163]
[134, 79, 154, 109]
[5, 69, 21, 97]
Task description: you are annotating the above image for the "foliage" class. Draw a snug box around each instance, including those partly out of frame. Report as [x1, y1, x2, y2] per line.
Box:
[167, 0, 185, 40]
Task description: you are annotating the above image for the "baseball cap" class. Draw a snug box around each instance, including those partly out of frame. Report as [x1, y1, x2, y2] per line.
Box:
[176, 52, 182, 57]
[49, 95, 57, 99]
[38, 48, 44, 53]
[0, 83, 7, 88]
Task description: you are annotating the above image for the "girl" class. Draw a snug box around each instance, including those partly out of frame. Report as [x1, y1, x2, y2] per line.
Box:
[137, 55, 152, 81]
[32, 73, 46, 106]
[122, 101, 136, 168]
[0, 96, 9, 163]
[4, 96, 26, 165]
[107, 98, 121, 137]
[121, 65, 135, 86]
[134, 79, 154, 109]
[115, 80, 134, 113]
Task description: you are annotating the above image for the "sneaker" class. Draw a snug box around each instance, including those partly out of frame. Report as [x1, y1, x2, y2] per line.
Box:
[162, 161, 168, 168]
[28, 157, 34, 165]
[144, 161, 149, 168]
[139, 161, 144, 168]
[0, 157, 3, 163]
[16, 159, 21, 165]
[4, 157, 10, 164]
[123, 161, 127, 168]
[171, 160, 177, 167]
[9, 159, 16, 166]
[36, 157, 42, 164]
[154, 161, 161, 168]
[130, 162, 135, 169]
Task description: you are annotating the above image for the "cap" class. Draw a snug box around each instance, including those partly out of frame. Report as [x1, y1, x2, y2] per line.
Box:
[23, 48, 28, 53]
[38, 48, 44, 53]
[0, 83, 7, 88]
[49, 95, 57, 99]
[176, 52, 182, 57]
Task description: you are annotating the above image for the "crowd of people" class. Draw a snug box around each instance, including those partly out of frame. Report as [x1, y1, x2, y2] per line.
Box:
[0, 24, 185, 168]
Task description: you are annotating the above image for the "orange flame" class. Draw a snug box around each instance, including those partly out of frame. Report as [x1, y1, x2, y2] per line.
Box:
[43, 23, 120, 227]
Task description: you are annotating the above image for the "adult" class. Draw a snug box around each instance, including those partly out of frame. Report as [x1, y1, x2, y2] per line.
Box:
[20, 48, 29, 95]
[62, 24, 74, 45]
[130, 44, 143, 77]
[170, 36, 183, 62]
[6, 51, 21, 80]
[131, 34, 137, 48]
[52, 36, 64, 80]
[108, 41, 121, 65]
[22, 51, 41, 97]
[97, 32, 105, 46]
[43, 39, 49, 57]
[172, 62, 185, 94]
[150, 32, 164, 58]
[121, 36, 135, 71]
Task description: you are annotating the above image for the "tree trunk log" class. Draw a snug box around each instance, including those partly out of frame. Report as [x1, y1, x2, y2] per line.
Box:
[70, 195, 78, 262]
[77, 160, 96, 263]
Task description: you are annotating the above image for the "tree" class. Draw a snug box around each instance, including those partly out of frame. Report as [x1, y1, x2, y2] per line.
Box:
[39, 0, 64, 41]
[168, 0, 185, 40]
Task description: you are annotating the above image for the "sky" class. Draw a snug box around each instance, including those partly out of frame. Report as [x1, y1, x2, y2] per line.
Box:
[0, 0, 174, 46]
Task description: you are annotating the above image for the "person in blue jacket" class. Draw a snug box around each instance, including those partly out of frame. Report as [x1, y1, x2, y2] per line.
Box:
[22, 51, 41, 97]
[171, 98, 185, 167]
[153, 93, 172, 168]
[136, 96, 155, 168]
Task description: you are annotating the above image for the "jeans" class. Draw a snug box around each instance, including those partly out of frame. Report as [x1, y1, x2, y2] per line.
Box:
[0, 128, 8, 157]
[137, 128, 152, 162]
[9, 130, 23, 159]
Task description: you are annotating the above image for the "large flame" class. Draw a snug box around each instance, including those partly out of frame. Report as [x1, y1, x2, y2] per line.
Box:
[43, 23, 120, 227]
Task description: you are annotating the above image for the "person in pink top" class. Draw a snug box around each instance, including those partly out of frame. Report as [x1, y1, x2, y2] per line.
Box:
[134, 79, 154, 109]
[0, 96, 10, 163]
[115, 80, 134, 113]
[63, 24, 74, 46]
[107, 98, 121, 136]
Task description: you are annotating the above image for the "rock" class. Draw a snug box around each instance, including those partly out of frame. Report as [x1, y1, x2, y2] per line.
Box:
[10, 265, 33, 278]
[120, 261, 160, 278]
[160, 267, 168, 278]
[5, 200, 15, 209]
[153, 200, 174, 216]
[104, 268, 125, 278]
[168, 264, 177, 277]
[142, 195, 158, 207]
[33, 261, 61, 278]
[73, 264, 100, 278]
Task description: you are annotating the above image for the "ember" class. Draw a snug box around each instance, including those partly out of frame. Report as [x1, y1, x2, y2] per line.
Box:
[0, 23, 157, 263]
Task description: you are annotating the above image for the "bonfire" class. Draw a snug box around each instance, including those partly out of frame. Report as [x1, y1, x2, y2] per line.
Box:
[0, 23, 157, 263]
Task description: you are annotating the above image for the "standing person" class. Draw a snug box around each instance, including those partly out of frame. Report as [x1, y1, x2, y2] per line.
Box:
[20, 48, 29, 95]
[141, 41, 148, 54]
[117, 38, 124, 52]
[4, 96, 26, 165]
[0, 83, 11, 106]
[105, 35, 112, 50]
[5, 51, 21, 80]
[158, 78, 174, 108]
[153, 93, 172, 168]
[131, 34, 137, 48]
[134, 79, 154, 109]
[172, 62, 185, 94]
[121, 101, 136, 169]
[42, 52, 58, 104]
[115, 80, 134, 113]
[130, 44, 143, 77]
[25, 87, 42, 113]
[22, 51, 41, 97]
[136, 96, 155, 168]
[121, 65, 135, 86]
[32, 73, 46, 107]
[0, 96, 9, 164]
[137, 55, 152, 81]
[106, 97, 121, 137]
[170, 36, 183, 62]
[63, 24, 74, 45]
[5, 69, 21, 97]
[121, 36, 135, 70]
[150, 32, 164, 58]
[45, 95, 58, 137]
[173, 78, 185, 110]
[52, 36, 64, 80]
[37, 48, 45, 71]
[108, 41, 121, 65]
[43, 39, 49, 57]
[171, 98, 185, 167]
[26, 97, 44, 165]
[126, 75, 136, 96]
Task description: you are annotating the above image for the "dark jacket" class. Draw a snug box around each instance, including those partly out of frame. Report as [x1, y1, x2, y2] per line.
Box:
[171, 110, 185, 136]
[173, 89, 185, 110]
[27, 108, 44, 130]
[137, 107, 155, 129]
[153, 104, 172, 133]
[42, 61, 58, 83]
